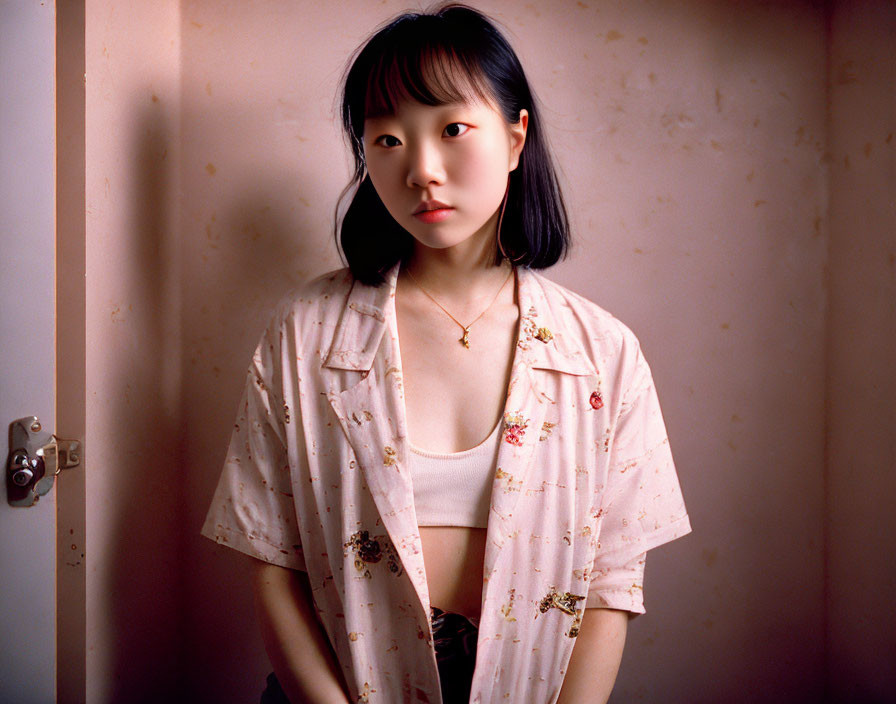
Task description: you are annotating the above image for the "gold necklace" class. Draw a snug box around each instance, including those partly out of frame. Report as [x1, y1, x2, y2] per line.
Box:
[404, 266, 514, 348]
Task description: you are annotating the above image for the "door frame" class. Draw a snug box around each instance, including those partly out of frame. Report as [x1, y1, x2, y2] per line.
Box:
[57, 1, 87, 701]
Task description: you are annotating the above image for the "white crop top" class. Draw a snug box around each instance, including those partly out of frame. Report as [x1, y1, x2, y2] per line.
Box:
[409, 417, 502, 528]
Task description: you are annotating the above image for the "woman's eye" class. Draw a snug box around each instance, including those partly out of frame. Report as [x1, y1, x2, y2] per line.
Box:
[375, 135, 401, 148]
[444, 123, 469, 138]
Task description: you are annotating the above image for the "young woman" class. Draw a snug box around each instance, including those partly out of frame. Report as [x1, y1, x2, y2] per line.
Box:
[202, 4, 691, 703]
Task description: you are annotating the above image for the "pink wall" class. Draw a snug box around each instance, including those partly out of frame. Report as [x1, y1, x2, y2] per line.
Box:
[85, 1, 182, 701]
[826, 2, 896, 701]
[77, 1, 893, 701]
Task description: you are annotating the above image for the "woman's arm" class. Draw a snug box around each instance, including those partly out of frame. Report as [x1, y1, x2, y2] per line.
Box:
[251, 559, 352, 704]
[556, 608, 629, 704]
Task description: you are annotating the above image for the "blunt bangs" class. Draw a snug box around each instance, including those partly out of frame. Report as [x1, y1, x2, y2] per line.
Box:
[363, 44, 494, 121]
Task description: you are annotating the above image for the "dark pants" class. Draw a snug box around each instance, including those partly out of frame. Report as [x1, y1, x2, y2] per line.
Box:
[261, 606, 479, 703]
[429, 606, 479, 703]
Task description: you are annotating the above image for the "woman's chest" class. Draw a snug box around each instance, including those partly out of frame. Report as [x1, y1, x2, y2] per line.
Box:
[397, 300, 519, 453]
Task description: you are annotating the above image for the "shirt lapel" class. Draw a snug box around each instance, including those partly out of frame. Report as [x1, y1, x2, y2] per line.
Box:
[321, 264, 432, 613]
[483, 265, 597, 543]
[477, 267, 598, 672]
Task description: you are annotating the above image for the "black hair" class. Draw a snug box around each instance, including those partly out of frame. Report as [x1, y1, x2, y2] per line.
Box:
[335, 2, 570, 286]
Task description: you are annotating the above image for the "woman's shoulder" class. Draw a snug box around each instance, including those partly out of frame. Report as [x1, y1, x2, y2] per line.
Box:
[268, 266, 356, 323]
[290, 266, 356, 306]
[523, 268, 642, 355]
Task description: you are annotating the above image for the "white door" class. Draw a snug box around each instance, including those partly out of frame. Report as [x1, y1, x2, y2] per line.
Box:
[0, 2, 58, 702]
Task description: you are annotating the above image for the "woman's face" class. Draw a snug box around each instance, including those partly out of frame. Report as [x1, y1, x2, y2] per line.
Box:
[363, 96, 528, 254]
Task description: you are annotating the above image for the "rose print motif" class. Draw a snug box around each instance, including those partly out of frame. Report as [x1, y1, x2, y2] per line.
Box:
[506, 426, 526, 446]
[589, 391, 604, 410]
[383, 445, 397, 466]
[537, 586, 586, 638]
[344, 530, 403, 578]
[503, 411, 529, 446]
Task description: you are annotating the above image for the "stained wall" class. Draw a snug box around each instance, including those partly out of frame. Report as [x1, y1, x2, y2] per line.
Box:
[75, 1, 894, 702]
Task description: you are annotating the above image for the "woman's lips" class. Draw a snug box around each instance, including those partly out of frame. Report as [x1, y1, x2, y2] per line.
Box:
[413, 208, 454, 224]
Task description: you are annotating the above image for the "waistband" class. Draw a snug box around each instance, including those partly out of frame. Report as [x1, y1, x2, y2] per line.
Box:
[430, 606, 481, 631]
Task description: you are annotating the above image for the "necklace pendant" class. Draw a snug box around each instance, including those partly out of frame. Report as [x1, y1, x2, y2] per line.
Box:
[460, 327, 471, 348]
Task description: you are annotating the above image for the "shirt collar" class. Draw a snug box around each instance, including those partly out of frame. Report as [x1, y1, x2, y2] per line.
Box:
[323, 264, 400, 371]
[323, 262, 595, 377]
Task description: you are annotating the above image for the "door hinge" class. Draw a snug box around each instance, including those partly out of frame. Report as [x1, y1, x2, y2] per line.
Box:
[6, 416, 81, 507]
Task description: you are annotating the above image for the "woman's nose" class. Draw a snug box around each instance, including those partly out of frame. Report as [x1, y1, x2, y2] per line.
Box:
[406, 141, 445, 188]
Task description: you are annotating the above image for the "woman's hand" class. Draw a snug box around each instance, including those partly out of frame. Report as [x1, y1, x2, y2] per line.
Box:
[556, 608, 629, 704]
[251, 559, 352, 704]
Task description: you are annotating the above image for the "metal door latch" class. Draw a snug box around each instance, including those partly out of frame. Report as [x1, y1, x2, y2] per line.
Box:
[6, 416, 80, 507]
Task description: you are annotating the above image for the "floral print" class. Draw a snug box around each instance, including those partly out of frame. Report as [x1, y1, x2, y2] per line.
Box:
[538, 587, 587, 638]
[502, 411, 529, 446]
[534, 326, 553, 343]
[345, 529, 403, 578]
[201, 263, 691, 703]
[494, 467, 522, 492]
[539, 420, 557, 442]
[517, 306, 540, 350]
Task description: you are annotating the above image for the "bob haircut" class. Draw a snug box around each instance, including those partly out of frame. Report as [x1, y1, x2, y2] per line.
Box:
[336, 2, 570, 286]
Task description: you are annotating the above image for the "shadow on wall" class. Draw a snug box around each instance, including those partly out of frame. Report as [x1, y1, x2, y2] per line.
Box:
[179, 98, 330, 699]
[103, 95, 327, 699]
[105, 107, 183, 701]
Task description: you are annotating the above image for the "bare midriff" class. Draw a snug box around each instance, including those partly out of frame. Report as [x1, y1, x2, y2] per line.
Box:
[419, 526, 488, 622]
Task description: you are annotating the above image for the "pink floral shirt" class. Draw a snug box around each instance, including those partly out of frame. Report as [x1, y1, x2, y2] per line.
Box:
[202, 263, 691, 703]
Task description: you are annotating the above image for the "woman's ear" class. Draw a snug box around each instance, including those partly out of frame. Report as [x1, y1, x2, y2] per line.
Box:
[508, 109, 529, 172]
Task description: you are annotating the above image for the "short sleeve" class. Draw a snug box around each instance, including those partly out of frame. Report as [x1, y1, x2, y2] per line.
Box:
[200, 313, 306, 571]
[586, 551, 646, 613]
[593, 340, 691, 575]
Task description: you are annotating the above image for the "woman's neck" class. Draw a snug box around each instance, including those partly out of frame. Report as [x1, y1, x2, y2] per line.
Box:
[402, 226, 511, 302]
